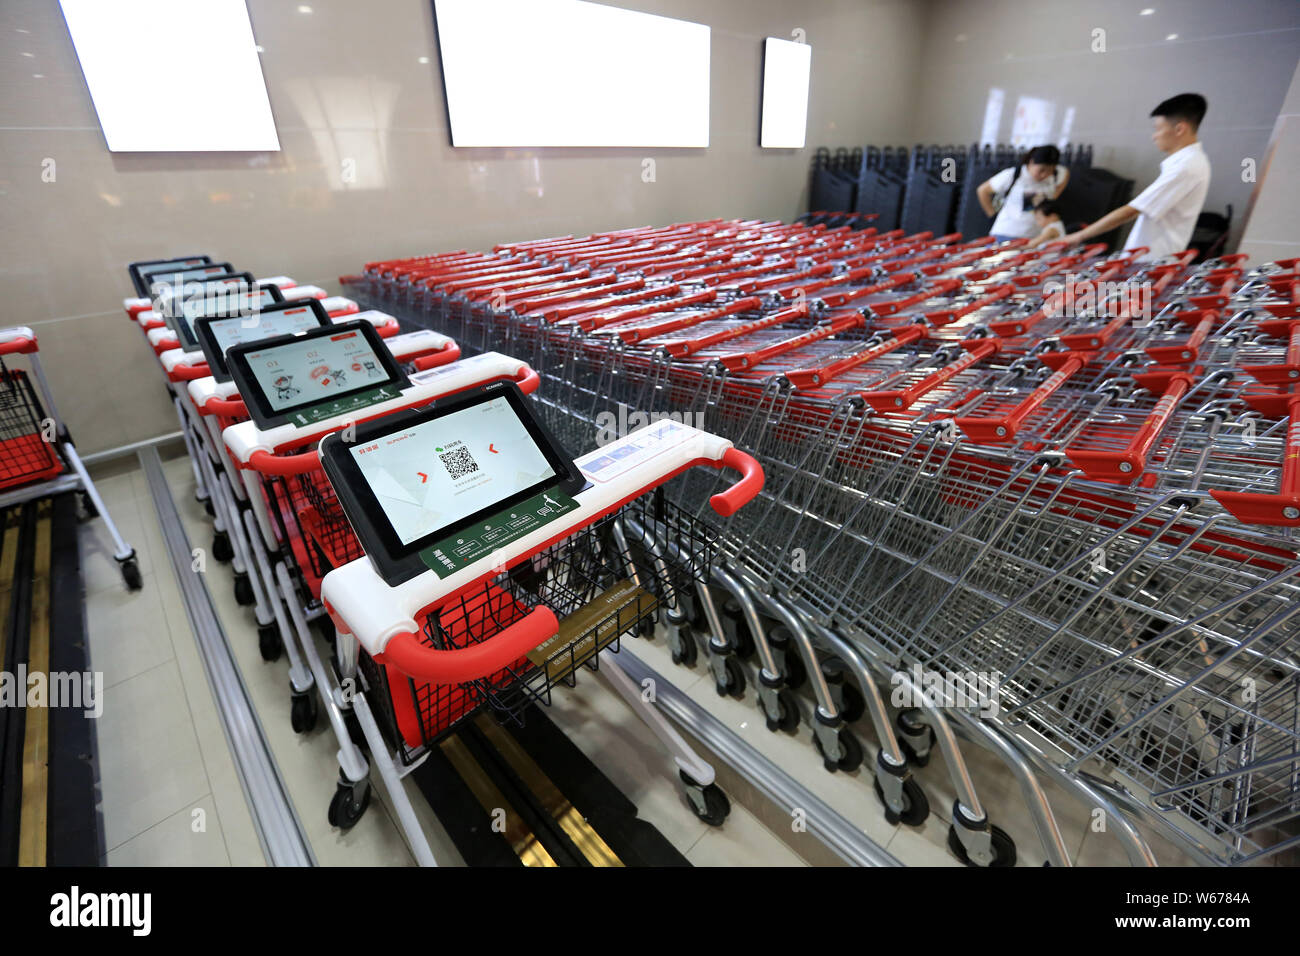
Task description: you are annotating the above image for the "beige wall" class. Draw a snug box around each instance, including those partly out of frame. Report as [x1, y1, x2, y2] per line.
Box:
[1238, 59, 1300, 264]
[908, 0, 1300, 252]
[0, 0, 928, 454]
[5, 0, 1296, 454]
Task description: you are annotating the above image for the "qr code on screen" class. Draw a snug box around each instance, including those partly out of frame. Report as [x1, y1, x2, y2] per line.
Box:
[439, 446, 479, 479]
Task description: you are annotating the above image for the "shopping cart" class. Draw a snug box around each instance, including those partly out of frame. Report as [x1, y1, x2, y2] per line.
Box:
[353, 221, 1298, 866]
[223, 351, 538, 736]
[0, 328, 139, 589]
[318, 398, 763, 864]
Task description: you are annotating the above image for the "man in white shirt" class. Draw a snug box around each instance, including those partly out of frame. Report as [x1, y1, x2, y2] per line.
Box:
[1063, 93, 1211, 261]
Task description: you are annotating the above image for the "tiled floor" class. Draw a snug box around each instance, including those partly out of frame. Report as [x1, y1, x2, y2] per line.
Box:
[80, 449, 1226, 869]
[81, 460, 261, 866]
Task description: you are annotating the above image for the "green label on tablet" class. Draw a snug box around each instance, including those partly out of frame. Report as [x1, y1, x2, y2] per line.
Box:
[419, 488, 580, 579]
[291, 383, 403, 425]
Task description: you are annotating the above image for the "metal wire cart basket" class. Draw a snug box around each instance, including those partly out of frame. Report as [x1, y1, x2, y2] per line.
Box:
[360, 490, 717, 759]
[0, 360, 62, 491]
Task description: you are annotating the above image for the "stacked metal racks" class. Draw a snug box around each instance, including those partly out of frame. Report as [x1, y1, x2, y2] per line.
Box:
[346, 225, 1299, 867]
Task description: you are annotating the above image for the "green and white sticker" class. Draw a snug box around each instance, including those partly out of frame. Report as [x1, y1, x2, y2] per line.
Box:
[419, 487, 580, 579]
[292, 383, 402, 425]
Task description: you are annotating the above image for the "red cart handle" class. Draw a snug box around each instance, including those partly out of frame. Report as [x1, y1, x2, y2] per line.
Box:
[411, 343, 462, 371]
[1065, 370, 1194, 482]
[0, 335, 37, 355]
[514, 367, 541, 394]
[378, 605, 561, 684]
[708, 447, 764, 517]
[1211, 394, 1300, 526]
[203, 396, 248, 418]
[249, 448, 320, 475]
[169, 362, 212, 381]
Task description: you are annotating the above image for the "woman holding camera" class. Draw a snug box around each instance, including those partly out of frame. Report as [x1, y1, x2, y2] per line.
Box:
[976, 145, 1069, 241]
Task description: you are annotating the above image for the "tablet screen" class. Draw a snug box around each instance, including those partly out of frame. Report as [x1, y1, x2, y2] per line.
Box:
[131, 257, 214, 296]
[164, 284, 275, 344]
[350, 394, 558, 545]
[205, 304, 324, 361]
[149, 263, 234, 293]
[180, 286, 279, 325]
[156, 275, 255, 312]
[138, 257, 209, 280]
[242, 327, 395, 413]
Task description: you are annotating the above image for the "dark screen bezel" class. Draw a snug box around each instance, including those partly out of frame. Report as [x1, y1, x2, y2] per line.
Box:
[160, 273, 281, 349]
[227, 319, 411, 430]
[144, 261, 236, 298]
[319, 381, 585, 586]
[193, 298, 331, 382]
[129, 255, 213, 296]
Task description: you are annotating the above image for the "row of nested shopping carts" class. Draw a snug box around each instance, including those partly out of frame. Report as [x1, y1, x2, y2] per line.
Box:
[119, 255, 765, 865]
[340, 218, 1300, 867]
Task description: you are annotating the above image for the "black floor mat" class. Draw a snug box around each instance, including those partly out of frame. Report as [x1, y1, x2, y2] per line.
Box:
[47, 493, 100, 865]
[411, 703, 689, 867]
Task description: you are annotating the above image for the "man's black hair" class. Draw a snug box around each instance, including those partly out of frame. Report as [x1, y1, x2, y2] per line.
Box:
[1035, 199, 1062, 218]
[1025, 145, 1061, 166]
[1151, 93, 1207, 129]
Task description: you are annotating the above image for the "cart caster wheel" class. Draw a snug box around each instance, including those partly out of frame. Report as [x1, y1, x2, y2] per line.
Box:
[258, 624, 283, 662]
[897, 709, 936, 767]
[638, 616, 657, 638]
[119, 557, 143, 591]
[212, 530, 233, 563]
[814, 727, 864, 773]
[671, 630, 699, 667]
[947, 822, 1017, 868]
[680, 770, 729, 827]
[764, 688, 801, 733]
[715, 656, 746, 698]
[328, 781, 371, 830]
[290, 693, 318, 734]
[233, 573, 255, 606]
[722, 600, 755, 659]
[769, 626, 807, 690]
[80, 492, 99, 518]
[874, 774, 930, 826]
[820, 657, 864, 722]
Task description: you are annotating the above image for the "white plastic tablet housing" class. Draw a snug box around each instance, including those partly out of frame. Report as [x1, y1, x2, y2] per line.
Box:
[223, 351, 530, 463]
[188, 376, 242, 410]
[337, 309, 391, 330]
[322, 296, 359, 316]
[282, 285, 325, 300]
[0, 326, 36, 344]
[321, 420, 731, 657]
[159, 347, 207, 375]
[256, 275, 296, 290]
[147, 326, 181, 349]
[383, 328, 454, 361]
